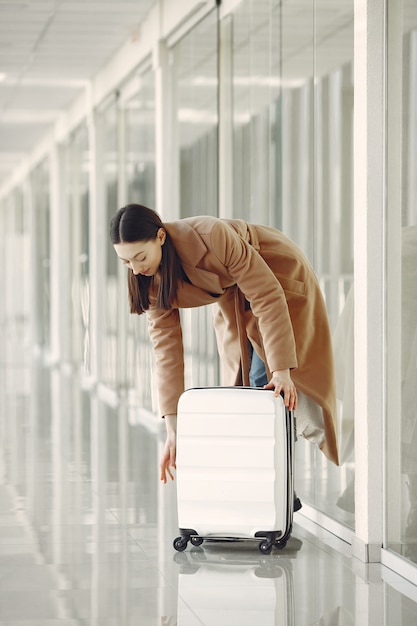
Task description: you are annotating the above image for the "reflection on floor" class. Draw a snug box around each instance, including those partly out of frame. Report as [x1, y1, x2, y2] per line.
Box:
[0, 361, 417, 624]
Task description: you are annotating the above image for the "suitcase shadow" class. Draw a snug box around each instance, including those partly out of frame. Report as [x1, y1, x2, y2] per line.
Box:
[173, 535, 302, 575]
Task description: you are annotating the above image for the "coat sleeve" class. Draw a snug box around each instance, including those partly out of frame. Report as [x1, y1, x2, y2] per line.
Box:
[146, 306, 185, 417]
[210, 220, 298, 372]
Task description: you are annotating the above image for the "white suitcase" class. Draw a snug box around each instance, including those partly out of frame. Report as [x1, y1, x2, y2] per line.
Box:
[173, 387, 295, 554]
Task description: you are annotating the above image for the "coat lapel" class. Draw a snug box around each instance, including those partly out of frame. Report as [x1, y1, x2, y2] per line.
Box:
[166, 220, 225, 295]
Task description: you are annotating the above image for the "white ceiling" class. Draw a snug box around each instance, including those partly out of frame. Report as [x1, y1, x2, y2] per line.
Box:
[2, 0, 414, 193]
[0, 0, 156, 186]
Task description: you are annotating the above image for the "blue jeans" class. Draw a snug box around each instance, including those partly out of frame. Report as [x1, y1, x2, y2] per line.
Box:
[249, 346, 268, 387]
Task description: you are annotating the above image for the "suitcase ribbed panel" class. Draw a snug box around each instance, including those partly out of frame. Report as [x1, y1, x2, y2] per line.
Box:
[176, 388, 290, 539]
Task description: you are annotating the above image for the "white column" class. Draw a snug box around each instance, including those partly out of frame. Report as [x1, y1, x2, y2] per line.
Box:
[26, 175, 45, 355]
[384, 0, 403, 555]
[87, 85, 106, 384]
[352, 0, 386, 562]
[115, 104, 128, 388]
[218, 13, 234, 219]
[49, 147, 60, 364]
[49, 144, 71, 366]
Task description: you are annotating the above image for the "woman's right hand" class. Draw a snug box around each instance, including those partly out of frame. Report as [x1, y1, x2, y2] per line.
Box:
[160, 414, 177, 483]
[264, 369, 297, 411]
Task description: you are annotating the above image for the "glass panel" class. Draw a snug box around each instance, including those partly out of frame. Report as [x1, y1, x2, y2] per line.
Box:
[171, 9, 220, 389]
[231, 0, 282, 226]
[226, 0, 354, 527]
[125, 69, 156, 207]
[172, 10, 218, 219]
[124, 67, 156, 411]
[102, 100, 119, 389]
[31, 159, 51, 351]
[66, 124, 90, 373]
[0, 189, 30, 413]
[292, 0, 355, 528]
[304, 0, 355, 527]
[101, 82, 157, 398]
[387, 1, 417, 566]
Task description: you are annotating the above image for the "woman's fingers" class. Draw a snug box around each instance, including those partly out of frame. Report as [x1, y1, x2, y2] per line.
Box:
[160, 440, 177, 483]
[166, 462, 176, 481]
[160, 459, 175, 483]
[264, 369, 298, 410]
[280, 384, 297, 410]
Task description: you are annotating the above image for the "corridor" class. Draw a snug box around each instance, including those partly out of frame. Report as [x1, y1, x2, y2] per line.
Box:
[0, 359, 416, 625]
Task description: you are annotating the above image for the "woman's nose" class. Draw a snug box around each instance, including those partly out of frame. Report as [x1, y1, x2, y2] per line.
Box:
[130, 260, 141, 274]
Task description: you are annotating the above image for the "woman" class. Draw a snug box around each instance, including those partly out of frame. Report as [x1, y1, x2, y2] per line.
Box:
[110, 204, 339, 482]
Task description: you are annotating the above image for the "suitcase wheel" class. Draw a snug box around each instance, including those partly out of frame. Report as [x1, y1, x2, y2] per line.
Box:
[258, 540, 273, 555]
[190, 536, 204, 547]
[275, 525, 292, 549]
[173, 536, 188, 552]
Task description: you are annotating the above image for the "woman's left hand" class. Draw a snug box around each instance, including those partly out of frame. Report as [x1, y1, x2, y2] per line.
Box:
[264, 369, 297, 410]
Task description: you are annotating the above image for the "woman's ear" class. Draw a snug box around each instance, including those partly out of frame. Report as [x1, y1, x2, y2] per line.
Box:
[157, 227, 166, 245]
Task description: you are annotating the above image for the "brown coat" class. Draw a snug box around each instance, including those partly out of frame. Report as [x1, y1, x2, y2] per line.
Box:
[146, 216, 339, 465]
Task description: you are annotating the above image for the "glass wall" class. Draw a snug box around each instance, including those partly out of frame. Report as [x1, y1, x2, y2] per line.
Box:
[101, 99, 119, 389]
[230, 0, 284, 227]
[221, 0, 354, 528]
[295, 0, 354, 528]
[125, 68, 156, 207]
[172, 10, 218, 219]
[65, 124, 90, 373]
[386, 1, 417, 567]
[122, 67, 156, 411]
[170, 9, 220, 390]
[31, 159, 51, 353]
[0, 188, 30, 435]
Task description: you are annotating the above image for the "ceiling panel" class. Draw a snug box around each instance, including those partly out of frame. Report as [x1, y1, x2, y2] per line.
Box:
[0, 0, 156, 185]
[1, 0, 413, 191]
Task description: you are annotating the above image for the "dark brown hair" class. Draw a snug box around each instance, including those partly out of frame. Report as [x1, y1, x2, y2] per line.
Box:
[110, 204, 183, 314]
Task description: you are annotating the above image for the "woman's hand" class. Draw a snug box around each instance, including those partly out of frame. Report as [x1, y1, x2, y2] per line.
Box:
[264, 369, 297, 411]
[160, 414, 177, 483]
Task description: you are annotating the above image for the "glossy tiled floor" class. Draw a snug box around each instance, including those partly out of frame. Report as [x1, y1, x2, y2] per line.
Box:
[1, 362, 417, 624]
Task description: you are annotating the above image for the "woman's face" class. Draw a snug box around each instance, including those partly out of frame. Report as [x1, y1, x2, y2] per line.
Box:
[113, 228, 166, 276]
